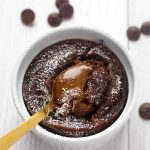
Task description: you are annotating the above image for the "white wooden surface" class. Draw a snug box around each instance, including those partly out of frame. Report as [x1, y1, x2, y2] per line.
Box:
[0, 0, 149, 149]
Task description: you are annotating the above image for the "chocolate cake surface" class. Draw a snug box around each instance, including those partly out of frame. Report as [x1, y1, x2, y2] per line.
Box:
[22, 39, 128, 137]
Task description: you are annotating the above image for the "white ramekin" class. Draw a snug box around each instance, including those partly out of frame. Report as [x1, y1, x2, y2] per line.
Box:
[12, 27, 138, 150]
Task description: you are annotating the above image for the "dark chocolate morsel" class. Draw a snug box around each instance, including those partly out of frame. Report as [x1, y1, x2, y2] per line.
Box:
[21, 9, 35, 25]
[48, 13, 62, 27]
[56, 0, 69, 8]
[127, 26, 140, 41]
[59, 3, 73, 19]
[139, 103, 150, 119]
[141, 21, 150, 35]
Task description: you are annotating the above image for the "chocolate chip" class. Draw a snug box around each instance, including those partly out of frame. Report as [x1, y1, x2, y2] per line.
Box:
[48, 13, 62, 27]
[59, 3, 73, 19]
[21, 9, 35, 25]
[139, 103, 150, 119]
[127, 26, 140, 41]
[56, 0, 69, 8]
[141, 21, 150, 35]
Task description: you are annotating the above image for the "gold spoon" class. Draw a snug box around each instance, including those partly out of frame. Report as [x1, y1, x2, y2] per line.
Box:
[0, 82, 55, 150]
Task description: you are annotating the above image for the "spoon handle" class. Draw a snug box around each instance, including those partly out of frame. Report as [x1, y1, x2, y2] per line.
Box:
[0, 107, 48, 150]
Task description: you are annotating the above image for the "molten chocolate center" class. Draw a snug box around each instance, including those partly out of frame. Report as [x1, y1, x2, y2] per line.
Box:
[54, 61, 92, 105]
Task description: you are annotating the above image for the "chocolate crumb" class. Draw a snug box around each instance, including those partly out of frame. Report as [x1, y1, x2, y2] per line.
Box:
[72, 100, 94, 117]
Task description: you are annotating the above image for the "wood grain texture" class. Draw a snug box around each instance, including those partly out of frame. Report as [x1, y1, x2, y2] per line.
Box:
[129, 0, 150, 150]
[0, 0, 129, 149]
